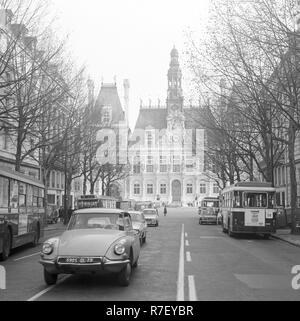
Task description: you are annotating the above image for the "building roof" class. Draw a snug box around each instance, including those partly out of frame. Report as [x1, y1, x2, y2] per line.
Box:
[133, 107, 204, 130]
[184, 108, 203, 129]
[94, 83, 125, 124]
[134, 108, 168, 129]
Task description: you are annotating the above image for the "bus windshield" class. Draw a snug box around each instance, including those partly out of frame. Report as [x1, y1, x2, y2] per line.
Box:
[203, 201, 219, 208]
[243, 192, 267, 208]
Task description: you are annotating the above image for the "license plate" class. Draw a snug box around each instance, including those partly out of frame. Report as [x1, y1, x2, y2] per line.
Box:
[58, 257, 101, 264]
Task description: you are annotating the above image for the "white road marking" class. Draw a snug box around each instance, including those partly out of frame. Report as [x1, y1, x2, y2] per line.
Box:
[185, 233, 188, 238]
[186, 251, 192, 262]
[188, 275, 197, 301]
[177, 224, 185, 301]
[14, 252, 40, 262]
[199, 236, 222, 239]
[185, 240, 190, 247]
[27, 275, 70, 301]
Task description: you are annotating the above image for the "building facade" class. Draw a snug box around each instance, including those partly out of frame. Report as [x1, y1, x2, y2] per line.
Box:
[125, 48, 219, 206]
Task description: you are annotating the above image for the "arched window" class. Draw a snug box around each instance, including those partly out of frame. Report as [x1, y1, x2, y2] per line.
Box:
[134, 183, 141, 195]
[186, 183, 193, 194]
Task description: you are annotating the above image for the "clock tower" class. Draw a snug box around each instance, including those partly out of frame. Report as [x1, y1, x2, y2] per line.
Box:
[166, 47, 185, 134]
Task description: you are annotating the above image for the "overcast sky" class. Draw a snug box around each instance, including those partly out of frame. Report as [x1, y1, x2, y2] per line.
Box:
[51, 0, 211, 129]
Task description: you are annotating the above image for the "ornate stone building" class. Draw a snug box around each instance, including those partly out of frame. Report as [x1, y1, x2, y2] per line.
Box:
[125, 47, 219, 206]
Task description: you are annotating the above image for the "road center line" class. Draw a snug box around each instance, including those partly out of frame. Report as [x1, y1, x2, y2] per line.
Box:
[188, 275, 197, 301]
[27, 275, 70, 301]
[185, 240, 190, 247]
[177, 224, 185, 301]
[14, 252, 40, 262]
[185, 233, 188, 238]
[186, 251, 192, 262]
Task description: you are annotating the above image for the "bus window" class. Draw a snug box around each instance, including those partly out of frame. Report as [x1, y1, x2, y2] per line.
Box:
[38, 197, 44, 208]
[19, 182, 27, 208]
[10, 180, 19, 209]
[0, 176, 9, 208]
[268, 193, 275, 208]
[33, 186, 39, 207]
[233, 191, 241, 208]
[27, 185, 33, 207]
[244, 193, 267, 208]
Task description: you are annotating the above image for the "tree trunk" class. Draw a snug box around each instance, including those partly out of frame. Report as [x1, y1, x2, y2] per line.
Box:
[90, 181, 95, 194]
[288, 122, 297, 234]
[15, 133, 23, 172]
[42, 169, 50, 228]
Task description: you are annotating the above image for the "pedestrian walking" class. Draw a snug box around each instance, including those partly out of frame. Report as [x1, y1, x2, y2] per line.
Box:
[164, 205, 167, 216]
[58, 206, 64, 222]
[67, 206, 73, 223]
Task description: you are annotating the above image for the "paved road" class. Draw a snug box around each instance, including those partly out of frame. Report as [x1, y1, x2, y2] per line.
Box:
[0, 207, 300, 301]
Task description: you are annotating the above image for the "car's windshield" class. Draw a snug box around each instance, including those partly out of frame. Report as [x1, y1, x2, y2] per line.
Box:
[144, 214, 157, 218]
[130, 213, 144, 222]
[143, 209, 156, 215]
[203, 201, 219, 208]
[202, 208, 217, 216]
[68, 213, 124, 230]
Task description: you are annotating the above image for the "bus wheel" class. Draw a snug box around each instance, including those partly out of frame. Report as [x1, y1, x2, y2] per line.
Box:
[263, 234, 270, 240]
[44, 268, 58, 285]
[0, 227, 12, 261]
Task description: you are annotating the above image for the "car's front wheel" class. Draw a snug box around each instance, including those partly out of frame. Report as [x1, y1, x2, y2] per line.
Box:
[118, 262, 131, 286]
[44, 268, 58, 285]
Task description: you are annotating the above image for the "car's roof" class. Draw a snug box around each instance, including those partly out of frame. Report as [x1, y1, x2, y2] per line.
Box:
[74, 208, 126, 214]
[128, 211, 142, 214]
[142, 208, 157, 212]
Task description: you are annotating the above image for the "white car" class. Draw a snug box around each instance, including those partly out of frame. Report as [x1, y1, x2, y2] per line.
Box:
[142, 208, 159, 227]
[40, 208, 140, 287]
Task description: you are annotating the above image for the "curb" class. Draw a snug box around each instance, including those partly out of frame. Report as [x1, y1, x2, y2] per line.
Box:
[271, 234, 300, 248]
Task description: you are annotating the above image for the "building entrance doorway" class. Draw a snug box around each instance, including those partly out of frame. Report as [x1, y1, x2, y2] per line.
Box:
[172, 180, 181, 203]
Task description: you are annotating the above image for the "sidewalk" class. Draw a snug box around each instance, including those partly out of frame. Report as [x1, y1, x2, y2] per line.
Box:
[271, 229, 300, 248]
[44, 221, 66, 232]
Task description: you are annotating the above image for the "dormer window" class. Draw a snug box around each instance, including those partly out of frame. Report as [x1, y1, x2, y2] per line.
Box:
[102, 106, 112, 126]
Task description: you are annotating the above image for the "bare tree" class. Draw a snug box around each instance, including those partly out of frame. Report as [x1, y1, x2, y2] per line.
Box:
[186, 0, 300, 233]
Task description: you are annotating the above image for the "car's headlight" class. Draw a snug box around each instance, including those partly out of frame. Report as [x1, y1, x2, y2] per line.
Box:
[114, 243, 126, 255]
[42, 242, 54, 255]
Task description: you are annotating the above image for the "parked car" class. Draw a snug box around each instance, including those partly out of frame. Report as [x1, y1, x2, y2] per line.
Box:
[143, 208, 159, 227]
[128, 211, 147, 244]
[40, 208, 140, 287]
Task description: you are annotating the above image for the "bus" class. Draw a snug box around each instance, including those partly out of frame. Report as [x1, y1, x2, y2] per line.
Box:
[198, 197, 220, 225]
[0, 167, 45, 261]
[220, 182, 276, 239]
[76, 195, 118, 210]
[116, 199, 136, 211]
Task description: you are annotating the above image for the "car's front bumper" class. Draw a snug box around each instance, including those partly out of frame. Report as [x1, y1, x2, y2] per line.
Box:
[40, 257, 130, 274]
[199, 217, 217, 224]
[146, 220, 158, 226]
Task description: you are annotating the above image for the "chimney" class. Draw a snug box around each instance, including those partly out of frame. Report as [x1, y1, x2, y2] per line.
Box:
[123, 79, 130, 127]
[9, 24, 28, 39]
[87, 78, 95, 107]
[24, 36, 37, 52]
[295, 1, 300, 32]
[0, 9, 13, 27]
